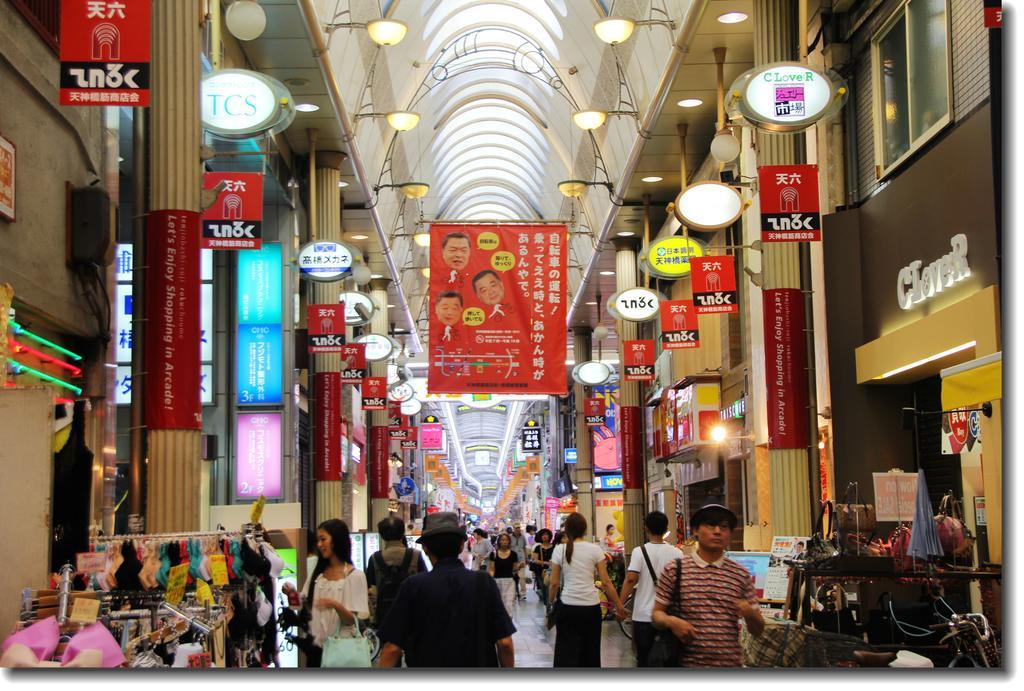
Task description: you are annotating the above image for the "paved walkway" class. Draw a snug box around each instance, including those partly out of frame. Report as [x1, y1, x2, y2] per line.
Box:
[510, 583, 636, 668]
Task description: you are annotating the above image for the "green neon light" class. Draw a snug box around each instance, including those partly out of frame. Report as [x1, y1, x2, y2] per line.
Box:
[8, 359, 83, 395]
[8, 320, 83, 361]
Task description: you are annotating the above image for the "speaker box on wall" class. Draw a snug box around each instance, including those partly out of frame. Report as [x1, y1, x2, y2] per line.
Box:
[70, 186, 112, 266]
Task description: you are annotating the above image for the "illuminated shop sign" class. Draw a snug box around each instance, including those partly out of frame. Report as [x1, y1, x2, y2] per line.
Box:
[727, 62, 847, 133]
[201, 69, 294, 138]
[236, 412, 282, 499]
[897, 234, 970, 310]
[607, 287, 664, 322]
[237, 243, 282, 405]
[594, 474, 623, 491]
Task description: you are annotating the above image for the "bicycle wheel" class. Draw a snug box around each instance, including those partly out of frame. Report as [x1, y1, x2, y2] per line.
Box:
[618, 594, 634, 640]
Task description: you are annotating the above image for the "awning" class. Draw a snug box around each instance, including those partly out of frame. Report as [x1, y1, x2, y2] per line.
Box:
[941, 351, 1002, 409]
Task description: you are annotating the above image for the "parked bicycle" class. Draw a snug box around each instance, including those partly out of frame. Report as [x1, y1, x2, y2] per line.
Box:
[930, 613, 1000, 667]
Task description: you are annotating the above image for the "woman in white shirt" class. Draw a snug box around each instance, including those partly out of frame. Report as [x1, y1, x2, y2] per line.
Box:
[547, 512, 625, 667]
[283, 519, 369, 667]
[471, 528, 494, 571]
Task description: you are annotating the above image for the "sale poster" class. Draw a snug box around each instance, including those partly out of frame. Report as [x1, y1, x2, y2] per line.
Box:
[660, 300, 699, 350]
[691, 256, 738, 314]
[428, 224, 567, 395]
[758, 164, 821, 242]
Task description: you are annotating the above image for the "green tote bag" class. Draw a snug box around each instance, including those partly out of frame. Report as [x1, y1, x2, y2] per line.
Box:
[320, 617, 372, 668]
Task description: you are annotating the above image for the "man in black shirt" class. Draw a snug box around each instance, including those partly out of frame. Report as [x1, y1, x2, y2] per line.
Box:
[378, 512, 516, 667]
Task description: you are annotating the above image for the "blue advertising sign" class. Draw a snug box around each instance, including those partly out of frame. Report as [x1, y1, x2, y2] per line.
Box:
[237, 243, 282, 405]
[594, 473, 623, 491]
[564, 448, 578, 464]
[396, 476, 416, 497]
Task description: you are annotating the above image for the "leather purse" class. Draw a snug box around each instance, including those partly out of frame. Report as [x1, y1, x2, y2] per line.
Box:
[934, 493, 974, 563]
[835, 481, 876, 540]
[804, 501, 840, 568]
[647, 558, 684, 667]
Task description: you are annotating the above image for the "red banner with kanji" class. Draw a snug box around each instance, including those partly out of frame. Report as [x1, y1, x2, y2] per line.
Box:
[758, 164, 821, 242]
[145, 210, 201, 429]
[400, 427, 419, 450]
[584, 398, 606, 426]
[308, 303, 345, 353]
[763, 288, 809, 448]
[623, 340, 656, 381]
[60, 0, 151, 106]
[361, 376, 386, 410]
[314, 372, 341, 481]
[427, 224, 567, 394]
[339, 343, 366, 383]
[660, 300, 699, 350]
[201, 172, 263, 250]
[692, 256, 739, 314]
[370, 426, 390, 499]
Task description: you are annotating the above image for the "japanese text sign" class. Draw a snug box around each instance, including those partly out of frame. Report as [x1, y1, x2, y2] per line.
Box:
[428, 224, 567, 395]
[758, 164, 821, 242]
[236, 413, 282, 499]
[361, 377, 387, 410]
[420, 423, 444, 450]
[691, 256, 739, 314]
[201, 172, 263, 250]
[237, 243, 282, 405]
[584, 398, 606, 426]
[60, 0, 151, 106]
[339, 343, 367, 383]
[660, 300, 699, 350]
[521, 426, 542, 452]
[308, 303, 346, 354]
[165, 563, 189, 605]
[623, 340, 656, 381]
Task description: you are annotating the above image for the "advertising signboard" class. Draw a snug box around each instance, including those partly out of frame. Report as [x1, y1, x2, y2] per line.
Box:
[60, 0, 151, 106]
[201, 172, 263, 250]
[236, 413, 282, 499]
[237, 243, 282, 405]
[758, 164, 821, 242]
[339, 343, 367, 383]
[660, 300, 699, 350]
[763, 289, 808, 448]
[584, 398, 606, 426]
[308, 304, 345, 354]
[691, 256, 739, 314]
[314, 373, 341, 481]
[623, 340, 656, 381]
[361, 377, 387, 410]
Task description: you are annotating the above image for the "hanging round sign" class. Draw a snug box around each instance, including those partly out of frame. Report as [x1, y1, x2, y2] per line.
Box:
[571, 360, 613, 386]
[640, 235, 707, 279]
[607, 287, 665, 322]
[388, 382, 415, 402]
[339, 291, 375, 326]
[400, 398, 422, 416]
[298, 241, 356, 282]
[201, 69, 295, 138]
[672, 182, 744, 231]
[726, 61, 848, 133]
[357, 333, 398, 362]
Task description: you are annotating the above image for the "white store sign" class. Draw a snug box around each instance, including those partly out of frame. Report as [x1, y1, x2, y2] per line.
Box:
[201, 69, 294, 138]
[608, 287, 663, 322]
[728, 62, 846, 133]
[897, 234, 971, 310]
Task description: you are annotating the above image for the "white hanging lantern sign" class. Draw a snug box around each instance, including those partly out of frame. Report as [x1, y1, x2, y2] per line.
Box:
[339, 291, 375, 326]
[607, 287, 664, 323]
[673, 182, 744, 231]
[572, 361, 613, 386]
[726, 61, 848, 133]
[357, 333, 398, 362]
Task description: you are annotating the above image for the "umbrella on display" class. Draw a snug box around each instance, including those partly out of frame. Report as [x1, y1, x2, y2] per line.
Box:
[908, 468, 944, 561]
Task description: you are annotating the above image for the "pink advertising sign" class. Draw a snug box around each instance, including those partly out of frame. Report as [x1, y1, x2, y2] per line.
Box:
[236, 412, 282, 499]
[419, 423, 445, 450]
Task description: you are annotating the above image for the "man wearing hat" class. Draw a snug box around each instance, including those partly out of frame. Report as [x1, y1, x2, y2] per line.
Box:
[650, 500, 765, 667]
[377, 512, 517, 667]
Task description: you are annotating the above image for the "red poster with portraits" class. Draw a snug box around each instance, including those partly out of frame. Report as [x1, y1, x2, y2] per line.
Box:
[691, 256, 738, 314]
[428, 224, 567, 394]
[60, 0, 151, 106]
[361, 376, 386, 410]
[339, 343, 366, 383]
[584, 398, 606, 426]
[623, 340, 656, 381]
[758, 164, 821, 242]
[201, 172, 263, 250]
[660, 300, 699, 350]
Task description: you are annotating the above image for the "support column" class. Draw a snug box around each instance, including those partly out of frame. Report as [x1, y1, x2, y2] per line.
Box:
[312, 151, 346, 526]
[754, 0, 813, 535]
[145, 0, 202, 532]
[612, 237, 645, 556]
[571, 326, 595, 538]
[368, 277, 392, 527]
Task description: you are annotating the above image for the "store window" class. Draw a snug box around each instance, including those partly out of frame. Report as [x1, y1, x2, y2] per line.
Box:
[872, 0, 952, 177]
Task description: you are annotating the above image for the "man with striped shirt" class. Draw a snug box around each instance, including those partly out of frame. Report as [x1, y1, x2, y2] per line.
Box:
[651, 502, 765, 667]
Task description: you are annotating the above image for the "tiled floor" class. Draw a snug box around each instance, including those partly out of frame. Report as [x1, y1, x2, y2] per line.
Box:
[511, 585, 636, 668]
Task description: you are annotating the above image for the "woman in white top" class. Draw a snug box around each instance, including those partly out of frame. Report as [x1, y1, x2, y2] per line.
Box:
[471, 528, 494, 571]
[548, 512, 625, 667]
[282, 519, 368, 667]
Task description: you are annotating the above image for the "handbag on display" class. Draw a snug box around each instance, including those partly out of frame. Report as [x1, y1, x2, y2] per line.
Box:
[646, 558, 684, 667]
[934, 492, 975, 563]
[888, 524, 916, 571]
[320, 618, 373, 668]
[804, 501, 840, 569]
[834, 482, 877, 546]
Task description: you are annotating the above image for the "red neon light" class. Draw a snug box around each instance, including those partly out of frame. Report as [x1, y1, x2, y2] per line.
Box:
[7, 338, 83, 376]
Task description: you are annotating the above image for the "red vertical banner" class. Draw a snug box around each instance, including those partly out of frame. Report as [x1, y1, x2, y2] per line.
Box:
[370, 425, 390, 499]
[758, 164, 821, 242]
[427, 224, 567, 394]
[200, 172, 263, 250]
[307, 304, 345, 353]
[584, 398, 606, 426]
[361, 377, 387, 410]
[145, 210, 201, 429]
[339, 343, 367, 383]
[660, 300, 700, 349]
[763, 288, 809, 448]
[60, 0, 151, 106]
[314, 372, 341, 481]
[622, 340, 656, 381]
[619, 406, 643, 490]
[691, 256, 739, 314]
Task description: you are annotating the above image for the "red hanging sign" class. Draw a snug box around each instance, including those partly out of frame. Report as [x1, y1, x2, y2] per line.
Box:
[758, 164, 821, 242]
[984, 1, 1002, 28]
[339, 343, 367, 383]
[660, 300, 700, 350]
[144, 210, 201, 430]
[389, 427, 413, 441]
[584, 398, 606, 426]
[200, 173, 263, 250]
[60, 0, 151, 106]
[314, 372, 341, 481]
[400, 427, 419, 450]
[307, 304, 346, 353]
[691, 256, 739, 314]
[361, 376, 387, 410]
[623, 340, 656, 381]
[387, 403, 404, 427]
[620, 406, 643, 490]
[427, 224, 567, 395]
[763, 288, 809, 448]
[370, 426, 390, 499]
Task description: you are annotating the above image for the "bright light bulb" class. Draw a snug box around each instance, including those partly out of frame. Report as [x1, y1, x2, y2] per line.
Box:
[557, 180, 588, 198]
[593, 17, 636, 44]
[710, 425, 728, 443]
[366, 18, 408, 46]
[717, 12, 748, 24]
[421, 267, 430, 278]
[385, 111, 420, 131]
[572, 110, 608, 130]
[337, 180, 349, 188]
[677, 98, 703, 108]
[413, 232, 431, 247]
[294, 103, 320, 113]
[641, 176, 663, 183]
[401, 182, 430, 199]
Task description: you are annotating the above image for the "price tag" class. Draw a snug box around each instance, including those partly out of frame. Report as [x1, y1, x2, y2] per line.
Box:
[195, 578, 214, 606]
[250, 495, 266, 524]
[165, 563, 190, 605]
[209, 554, 229, 586]
[69, 597, 100, 624]
[76, 551, 107, 574]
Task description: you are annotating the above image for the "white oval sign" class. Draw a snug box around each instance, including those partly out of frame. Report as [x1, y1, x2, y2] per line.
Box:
[572, 360, 612, 386]
[339, 291, 375, 326]
[356, 333, 397, 361]
[201, 69, 294, 138]
[389, 382, 415, 402]
[607, 287, 663, 322]
[728, 62, 846, 133]
[298, 241, 355, 282]
[673, 182, 744, 231]
[400, 398, 422, 416]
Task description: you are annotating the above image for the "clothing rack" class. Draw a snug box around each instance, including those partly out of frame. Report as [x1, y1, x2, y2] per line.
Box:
[93, 529, 242, 544]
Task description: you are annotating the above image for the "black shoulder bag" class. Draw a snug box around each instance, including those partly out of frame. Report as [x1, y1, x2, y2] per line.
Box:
[646, 558, 683, 667]
[639, 544, 658, 581]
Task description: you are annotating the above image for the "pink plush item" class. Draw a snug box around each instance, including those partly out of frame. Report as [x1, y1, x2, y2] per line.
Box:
[1, 616, 59, 662]
[60, 623, 125, 668]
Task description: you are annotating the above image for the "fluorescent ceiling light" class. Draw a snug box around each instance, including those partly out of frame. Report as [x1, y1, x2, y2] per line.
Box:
[641, 176, 663, 183]
[370, 273, 384, 279]
[677, 98, 703, 108]
[717, 12, 749, 24]
[599, 270, 615, 276]
[294, 103, 320, 113]
[617, 231, 635, 237]
[337, 180, 349, 188]
[875, 341, 976, 380]
[351, 234, 368, 240]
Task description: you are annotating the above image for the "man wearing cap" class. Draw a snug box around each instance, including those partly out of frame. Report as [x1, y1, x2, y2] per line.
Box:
[377, 512, 517, 667]
[650, 501, 765, 667]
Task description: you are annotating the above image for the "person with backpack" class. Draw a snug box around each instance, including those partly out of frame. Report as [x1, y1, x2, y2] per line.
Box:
[365, 516, 428, 630]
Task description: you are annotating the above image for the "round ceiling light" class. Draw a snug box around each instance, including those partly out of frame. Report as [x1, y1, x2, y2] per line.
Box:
[294, 103, 320, 113]
[224, 0, 267, 41]
[673, 181, 744, 230]
[385, 111, 420, 131]
[572, 110, 608, 131]
[616, 231, 636, 237]
[641, 176, 663, 183]
[349, 263, 372, 286]
[717, 12, 749, 24]
[677, 98, 703, 108]
[710, 130, 741, 163]
[599, 270, 615, 276]
[366, 18, 408, 45]
[572, 361, 613, 386]
[401, 182, 430, 199]
[593, 17, 636, 45]
[557, 180, 588, 198]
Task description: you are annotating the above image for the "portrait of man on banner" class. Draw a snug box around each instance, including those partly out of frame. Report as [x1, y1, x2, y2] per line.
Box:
[428, 224, 567, 395]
